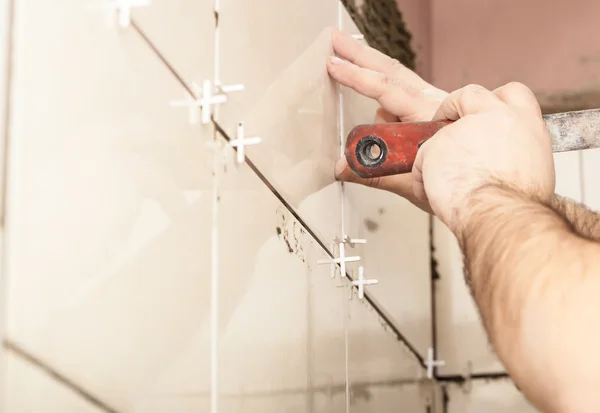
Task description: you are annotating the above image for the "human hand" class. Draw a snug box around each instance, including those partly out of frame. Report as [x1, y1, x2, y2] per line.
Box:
[327, 29, 448, 213]
[412, 83, 556, 233]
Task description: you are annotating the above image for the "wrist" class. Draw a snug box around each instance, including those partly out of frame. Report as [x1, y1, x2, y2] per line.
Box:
[454, 181, 558, 242]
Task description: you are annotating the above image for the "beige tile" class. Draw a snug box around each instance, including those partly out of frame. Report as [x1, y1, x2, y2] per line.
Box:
[136, 142, 347, 411]
[433, 218, 504, 375]
[5, 0, 214, 409]
[349, 385, 428, 413]
[3, 350, 104, 413]
[445, 380, 537, 413]
[346, 293, 423, 382]
[554, 151, 582, 202]
[347, 285, 430, 411]
[218, 0, 340, 245]
[217, 153, 346, 407]
[340, 6, 432, 356]
[131, 0, 214, 88]
[582, 148, 600, 211]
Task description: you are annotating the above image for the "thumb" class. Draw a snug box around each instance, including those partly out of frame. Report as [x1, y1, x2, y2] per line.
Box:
[334, 157, 381, 187]
[411, 141, 428, 203]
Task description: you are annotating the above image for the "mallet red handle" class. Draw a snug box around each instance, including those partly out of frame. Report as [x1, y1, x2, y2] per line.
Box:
[344, 120, 453, 178]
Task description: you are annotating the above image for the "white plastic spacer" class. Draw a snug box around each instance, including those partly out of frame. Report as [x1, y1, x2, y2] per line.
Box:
[425, 347, 445, 379]
[336, 234, 367, 248]
[110, 0, 151, 28]
[169, 80, 228, 125]
[317, 242, 360, 279]
[229, 122, 261, 164]
[351, 266, 378, 300]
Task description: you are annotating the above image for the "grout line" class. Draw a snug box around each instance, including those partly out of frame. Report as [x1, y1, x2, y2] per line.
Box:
[435, 371, 510, 383]
[210, 5, 220, 413]
[0, 0, 16, 403]
[131, 12, 427, 370]
[441, 384, 449, 413]
[4, 340, 122, 413]
[337, 4, 351, 413]
[429, 214, 439, 375]
[209, 135, 219, 413]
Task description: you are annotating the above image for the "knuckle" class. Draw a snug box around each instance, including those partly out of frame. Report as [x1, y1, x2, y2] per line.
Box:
[503, 81, 534, 97]
[463, 84, 488, 94]
[460, 84, 489, 106]
[388, 58, 404, 69]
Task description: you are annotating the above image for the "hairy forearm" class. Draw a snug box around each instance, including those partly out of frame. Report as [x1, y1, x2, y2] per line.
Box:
[458, 184, 600, 413]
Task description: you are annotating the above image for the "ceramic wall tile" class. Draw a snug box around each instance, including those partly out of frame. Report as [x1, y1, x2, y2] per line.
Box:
[5, 0, 214, 410]
[138, 137, 348, 411]
[432, 217, 504, 375]
[2, 350, 104, 413]
[445, 380, 537, 413]
[582, 148, 600, 211]
[217, 141, 347, 410]
[131, 0, 214, 89]
[433, 151, 584, 375]
[347, 290, 432, 412]
[217, 0, 340, 245]
[554, 152, 582, 202]
[339, 7, 432, 357]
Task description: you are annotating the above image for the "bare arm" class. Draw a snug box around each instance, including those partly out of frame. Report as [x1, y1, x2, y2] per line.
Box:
[461, 183, 600, 413]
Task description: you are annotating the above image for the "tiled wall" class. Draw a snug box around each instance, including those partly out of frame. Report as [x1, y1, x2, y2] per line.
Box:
[0, 1, 439, 412]
[1, 1, 597, 412]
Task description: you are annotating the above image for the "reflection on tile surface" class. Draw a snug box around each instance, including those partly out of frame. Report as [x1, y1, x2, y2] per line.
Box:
[133, 136, 348, 411]
[132, 0, 214, 88]
[340, 6, 432, 357]
[445, 380, 537, 413]
[6, 0, 214, 410]
[3, 350, 103, 413]
[218, 0, 340, 244]
[217, 145, 346, 410]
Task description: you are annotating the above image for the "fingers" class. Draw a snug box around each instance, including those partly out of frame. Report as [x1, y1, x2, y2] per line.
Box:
[492, 82, 542, 118]
[411, 140, 428, 203]
[329, 29, 447, 121]
[327, 56, 390, 100]
[432, 84, 505, 121]
[327, 56, 443, 121]
[332, 28, 425, 86]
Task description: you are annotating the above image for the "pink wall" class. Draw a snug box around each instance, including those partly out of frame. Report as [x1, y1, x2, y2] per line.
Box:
[397, 0, 600, 113]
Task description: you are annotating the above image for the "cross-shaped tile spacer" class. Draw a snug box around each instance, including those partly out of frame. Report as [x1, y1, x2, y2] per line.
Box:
[169, 80, 229, 125]
[336, 234, 367, 248]
[229, 122, 262, 164]
[351, 266, 378, 300]
[425, 347, 445, 379]
[110, 0, 151, 28]
[317, 242, 360, 279]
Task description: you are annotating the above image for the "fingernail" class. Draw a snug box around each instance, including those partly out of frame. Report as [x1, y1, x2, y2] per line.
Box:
[334, 158, 348, 179]
[329, 56, 346, 65]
